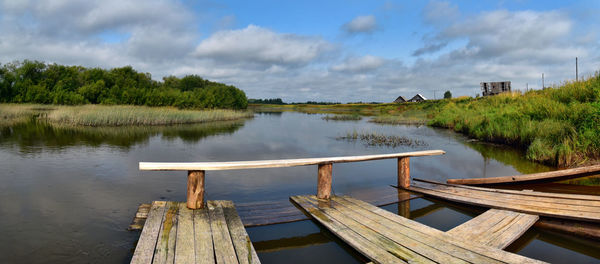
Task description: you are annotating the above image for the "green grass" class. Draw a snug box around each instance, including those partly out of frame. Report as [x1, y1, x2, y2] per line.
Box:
[0, 104, 253, 126]
[428, 74, 600, 167]
[322, 114, 362, 121]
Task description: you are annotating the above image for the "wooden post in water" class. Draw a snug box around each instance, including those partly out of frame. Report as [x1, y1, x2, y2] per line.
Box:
[398, 157, 410, 188]
[317, 163, 332, 199]
[187, 170, 205, 209]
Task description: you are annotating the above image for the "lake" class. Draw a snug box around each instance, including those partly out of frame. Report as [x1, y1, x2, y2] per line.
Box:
[0, 111, 598, 263]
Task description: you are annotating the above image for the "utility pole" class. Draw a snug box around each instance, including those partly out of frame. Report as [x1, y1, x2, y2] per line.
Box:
[432, 89, 438, 100]
[542, 73, 545, 89]
[526, 83, 528, 92]
[576, 57, 578, 81]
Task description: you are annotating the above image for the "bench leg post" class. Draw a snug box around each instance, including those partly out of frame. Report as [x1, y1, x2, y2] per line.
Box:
[317, 163, 332, 199]
[187, 170, 205, 209]
[398, 157, 410, 188]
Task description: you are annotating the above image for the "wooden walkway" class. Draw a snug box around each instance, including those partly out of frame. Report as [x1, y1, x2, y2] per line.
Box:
[130, 186, 421, 229]
[291, 195, 545, 263]
[409, 179, 600, 223]
[131, 201, 260, 264]
[447, 209, 538, 249]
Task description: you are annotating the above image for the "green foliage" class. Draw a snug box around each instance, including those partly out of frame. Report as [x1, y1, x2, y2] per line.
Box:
[0, 60, 247, 109]
[429, 74, 600, 167]
[444, 90, 452, 99]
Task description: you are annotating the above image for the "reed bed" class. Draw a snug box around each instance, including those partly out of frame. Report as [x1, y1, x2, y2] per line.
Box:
[322, 114, 362, 121]
[0, 104, 48, 126]
[338, 131, 428, 148]
[46, 105, 253, 126]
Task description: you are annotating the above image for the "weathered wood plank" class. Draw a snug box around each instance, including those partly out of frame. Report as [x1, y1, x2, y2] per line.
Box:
[342, 196, 545, 264]
[447, 165, 600, 185]
[427, 185, 600, 212]
[409, 182, 600, 222]
[208, 201, 239, 264]
[193, 206, 215, 264]
[329, 196, 500, 264]
[219, 201, 260, 264]
[321, 196, 470, 263]
[152, 202, 179, 264]
[131, 201, 167, 264]
[139, 150, 445, 171]
[417, 179, 600, 205]
[290, 195, 406, 264]
[448, 209, 538, 249]
[174, 203, 195, 264]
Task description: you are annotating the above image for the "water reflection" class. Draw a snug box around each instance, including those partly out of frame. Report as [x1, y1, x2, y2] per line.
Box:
[0, 119, 246, 152]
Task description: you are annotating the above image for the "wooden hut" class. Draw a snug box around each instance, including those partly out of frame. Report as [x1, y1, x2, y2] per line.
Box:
[409, 94, 427, 102]
[393, 96, 407, 103]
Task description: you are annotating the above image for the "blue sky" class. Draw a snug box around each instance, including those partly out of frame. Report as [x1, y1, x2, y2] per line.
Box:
[1, 0, 599, 102]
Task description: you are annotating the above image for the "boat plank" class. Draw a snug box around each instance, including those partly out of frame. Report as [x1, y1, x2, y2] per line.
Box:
[417, 179, 600, 206]
[409, 183, 600, 222]
[446, 165, 600, 185]
[426, 185, 600, 212]
[131, 201, 167, 264]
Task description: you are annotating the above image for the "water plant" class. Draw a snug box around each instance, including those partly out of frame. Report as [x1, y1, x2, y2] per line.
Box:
[338, 131, 428, 148]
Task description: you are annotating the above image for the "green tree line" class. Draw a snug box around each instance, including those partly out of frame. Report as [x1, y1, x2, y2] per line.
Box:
[0, 60, 247, 109]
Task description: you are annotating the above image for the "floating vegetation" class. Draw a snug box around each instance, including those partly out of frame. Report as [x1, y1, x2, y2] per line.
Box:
[338, 131, 428, 148]
[322, 114, 362, 121]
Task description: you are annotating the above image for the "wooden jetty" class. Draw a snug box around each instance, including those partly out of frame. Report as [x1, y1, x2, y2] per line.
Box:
[291, 195, 544, 263]
[408, 179, 600, 223]
[133, 150, 445, 262]
[447, 165, 600, 185]
[131, 200, 260, 264]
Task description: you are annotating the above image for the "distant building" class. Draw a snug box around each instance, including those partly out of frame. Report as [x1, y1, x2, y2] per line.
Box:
[393, 96, 407, 103]
[481, 81, 511, 96]
[409, 94, 427, 102]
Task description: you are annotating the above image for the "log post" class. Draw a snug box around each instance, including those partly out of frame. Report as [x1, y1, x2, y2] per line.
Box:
[398, 157, 410, 188]
[187, 170, 205, 209]
[317, 163, 332, 199]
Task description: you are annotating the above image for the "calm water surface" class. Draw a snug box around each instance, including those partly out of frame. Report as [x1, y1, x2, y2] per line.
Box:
[0, 112, 598, 263]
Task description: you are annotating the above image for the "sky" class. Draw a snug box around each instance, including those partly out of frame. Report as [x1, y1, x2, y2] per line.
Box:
[0, 0, 599, 102]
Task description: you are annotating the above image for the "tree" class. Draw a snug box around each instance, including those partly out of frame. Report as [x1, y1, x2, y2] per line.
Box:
[444, 90, 452, 99]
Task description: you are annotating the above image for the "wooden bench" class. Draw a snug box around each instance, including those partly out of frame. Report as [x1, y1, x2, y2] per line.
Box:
[291, 195, 545, 264]
[447, 209, 539, 249]
[131, 200, 260, 264]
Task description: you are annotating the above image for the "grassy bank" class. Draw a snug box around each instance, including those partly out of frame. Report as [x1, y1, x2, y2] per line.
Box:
[429, 74, 600, 167]
[1, 104, 253, 126]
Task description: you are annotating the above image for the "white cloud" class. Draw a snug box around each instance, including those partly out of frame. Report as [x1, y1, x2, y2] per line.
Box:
[342, 15, 377, 34]
[331, 55, 385, 72]
[194, 25, 334, 66]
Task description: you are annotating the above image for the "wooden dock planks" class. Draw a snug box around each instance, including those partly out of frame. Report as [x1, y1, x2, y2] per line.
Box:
[408, 180, 600, 223]
[131, 200, 260, 264]
[447, 209, 539, 249]
[446, 165, 600, 185]
[291, 195, 545, 264]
